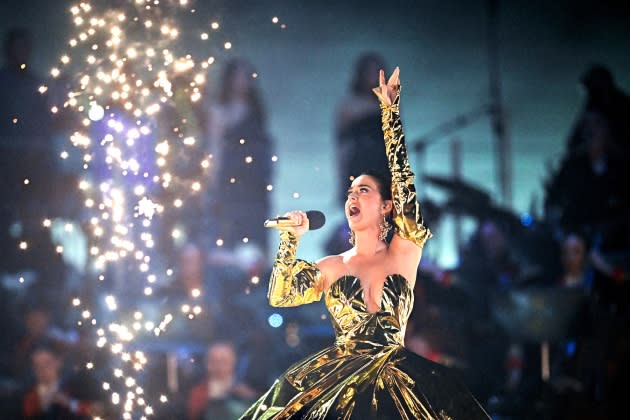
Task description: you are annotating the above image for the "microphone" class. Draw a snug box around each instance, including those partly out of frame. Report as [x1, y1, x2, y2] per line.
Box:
[264, 210, 326, 231]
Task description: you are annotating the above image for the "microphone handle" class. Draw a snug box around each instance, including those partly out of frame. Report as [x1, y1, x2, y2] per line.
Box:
[264, 210, 325, 230]
[263, 217, 296, 228]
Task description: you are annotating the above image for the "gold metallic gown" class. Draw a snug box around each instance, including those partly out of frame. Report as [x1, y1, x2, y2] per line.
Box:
[240, 87, 489, 420]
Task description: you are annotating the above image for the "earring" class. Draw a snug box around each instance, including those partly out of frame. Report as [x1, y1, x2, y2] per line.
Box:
[379, 215, 392, 241]
[349, 230, 356, 246]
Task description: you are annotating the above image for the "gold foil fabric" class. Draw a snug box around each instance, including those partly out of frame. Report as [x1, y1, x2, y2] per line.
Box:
[380, 87, 432, 248]
[241, 86, 488, 419]
[267, 231, 323, 307]
[240, 274, 489, 419]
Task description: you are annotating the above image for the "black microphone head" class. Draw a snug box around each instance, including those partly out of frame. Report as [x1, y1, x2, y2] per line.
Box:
[306, 210, 326, 230]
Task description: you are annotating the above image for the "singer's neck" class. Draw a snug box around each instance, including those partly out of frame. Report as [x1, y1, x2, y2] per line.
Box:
[353, 227, 388, 256]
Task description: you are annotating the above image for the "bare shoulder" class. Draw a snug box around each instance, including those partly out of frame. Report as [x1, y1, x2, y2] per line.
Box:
[316, 254, 344, 272]
[389, 234, 423, 259]
[388, 235, 423, 287]
[316, 254, 346, 290]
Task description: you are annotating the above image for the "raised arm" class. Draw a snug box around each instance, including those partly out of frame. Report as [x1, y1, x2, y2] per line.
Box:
[267, 215, 323, 307]
[373, 68, 432, 248]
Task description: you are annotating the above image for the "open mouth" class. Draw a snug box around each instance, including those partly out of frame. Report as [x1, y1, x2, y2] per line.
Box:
[349, 206, 360, 217]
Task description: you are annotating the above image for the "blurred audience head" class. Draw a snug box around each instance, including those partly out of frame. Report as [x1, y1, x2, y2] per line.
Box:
[31, 343, 63, 386]
[561, 233, 587, 276]
[177, 242, 205, 293]
[479, 220, 508, 261]
[205, 341, 237, 381]
[24, 304, 51, 338]
[580, 64, 616, 103]
[218, 58, 265, 123]
[351, 52, 387, 95]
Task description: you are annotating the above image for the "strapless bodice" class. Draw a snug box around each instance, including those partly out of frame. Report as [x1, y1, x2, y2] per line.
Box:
[325, 274, 414, 349]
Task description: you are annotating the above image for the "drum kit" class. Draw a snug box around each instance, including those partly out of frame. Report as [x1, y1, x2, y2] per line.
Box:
[422, 174, 587, 382]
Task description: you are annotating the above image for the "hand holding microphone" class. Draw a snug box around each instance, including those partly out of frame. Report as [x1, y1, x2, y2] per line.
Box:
[264, 210, 326, 237]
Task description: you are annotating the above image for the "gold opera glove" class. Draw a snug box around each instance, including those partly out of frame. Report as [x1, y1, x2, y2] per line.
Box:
[379, 86, 432, 247]
[268, 231, 323, 307]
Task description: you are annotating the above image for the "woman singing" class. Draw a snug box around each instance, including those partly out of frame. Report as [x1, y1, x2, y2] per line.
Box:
[240, 68, 490, 419]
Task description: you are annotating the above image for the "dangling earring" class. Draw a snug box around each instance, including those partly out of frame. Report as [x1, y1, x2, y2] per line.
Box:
[349, 230, 356, 246]
[379, 215, 392, 241]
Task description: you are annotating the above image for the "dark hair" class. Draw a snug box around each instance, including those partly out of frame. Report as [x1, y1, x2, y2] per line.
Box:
[580, 64, 614, 91]
[357, 171, 395, 242]
[561, 230, 591, 251]
[218, 58, 266, 125]
[4, 27, 31, 50]
[351, 52, 387, 95]
[357, 170, 392, 201]
[205, 340, 236, 363]
[31, 340, 63, 360]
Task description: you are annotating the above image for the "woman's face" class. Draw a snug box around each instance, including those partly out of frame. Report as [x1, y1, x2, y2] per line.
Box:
[345, 175, 391, 231]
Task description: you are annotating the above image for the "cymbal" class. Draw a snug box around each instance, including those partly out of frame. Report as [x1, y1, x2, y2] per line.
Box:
[423, 174, 492, 205]
[424, 174, 520, 224]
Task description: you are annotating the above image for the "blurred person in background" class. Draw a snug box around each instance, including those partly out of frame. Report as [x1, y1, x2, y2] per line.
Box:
[324, 53, 391, 257]
[205, 58, 274, 256]
[0, 28, 69, 297]
[13, 302, 78, 382]
[546, 111, 630, 238]
[187, 341, 256, 420]
[155, 242, 218, 343]
[334, 52, 390, 205]
[566, 64, 630, 160]
[559, 233, 591, 291]
[22, 343, 97, 419]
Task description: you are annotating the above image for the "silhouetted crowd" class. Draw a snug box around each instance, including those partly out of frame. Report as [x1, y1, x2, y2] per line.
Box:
[1, 27, 628, 420]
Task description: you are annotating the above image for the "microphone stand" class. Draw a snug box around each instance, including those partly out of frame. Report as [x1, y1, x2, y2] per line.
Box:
[411, 104, 492, 193]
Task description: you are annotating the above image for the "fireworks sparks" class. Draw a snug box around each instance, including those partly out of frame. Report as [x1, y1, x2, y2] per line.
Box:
[46, 0, 231, 416]
[2, 0, 297, 417]
[271, 15, 288, 30]
[136, 196, 159, 219]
